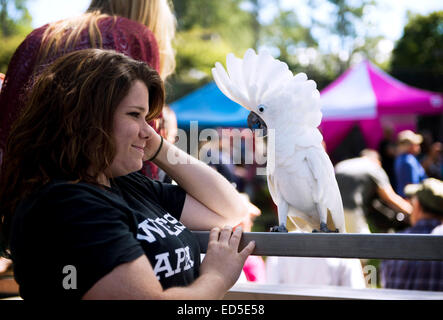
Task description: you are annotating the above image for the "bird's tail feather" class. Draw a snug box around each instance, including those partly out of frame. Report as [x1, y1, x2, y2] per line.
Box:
[286, 206, 319, 233]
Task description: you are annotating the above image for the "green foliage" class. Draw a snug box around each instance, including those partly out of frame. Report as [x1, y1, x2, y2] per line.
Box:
[0, 0, 32, 73]
[168, 0, 391, 101]
[172, 0, 254, 52]
[0, 33, 27, 73]
[170, 0, 254, 101]
[260, 9, 316, 64]
[166, 27, 236, 103]
[390, 11, 443, 92]
[175, 28, 232, 74]
[324, 0, 373, 39]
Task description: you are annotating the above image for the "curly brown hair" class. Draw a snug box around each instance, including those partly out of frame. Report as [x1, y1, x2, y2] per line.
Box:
[0, 49, 164, 253]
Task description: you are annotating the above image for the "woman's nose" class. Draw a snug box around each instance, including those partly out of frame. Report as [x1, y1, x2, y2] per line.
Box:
[140, 119, 151, 138]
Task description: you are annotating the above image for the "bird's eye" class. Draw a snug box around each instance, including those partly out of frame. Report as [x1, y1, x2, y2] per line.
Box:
[258, 105, 266, 113]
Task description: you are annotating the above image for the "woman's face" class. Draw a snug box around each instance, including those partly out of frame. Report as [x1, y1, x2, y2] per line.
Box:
[108, 80, 150, 177]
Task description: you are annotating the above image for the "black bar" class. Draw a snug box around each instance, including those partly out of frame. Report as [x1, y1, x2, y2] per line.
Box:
[192, 232, 443, 261]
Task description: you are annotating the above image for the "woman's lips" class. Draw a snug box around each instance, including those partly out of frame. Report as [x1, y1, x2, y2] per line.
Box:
[132, 145, 145, 155]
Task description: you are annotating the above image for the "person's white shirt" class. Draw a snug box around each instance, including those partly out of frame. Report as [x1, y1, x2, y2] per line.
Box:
[266, 256, 366, 288]
[431, 224, 443, 235]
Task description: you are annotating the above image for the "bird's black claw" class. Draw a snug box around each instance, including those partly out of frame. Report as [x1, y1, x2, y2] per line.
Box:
[270, 224, 288, 233]
[312, 222, 339, 233]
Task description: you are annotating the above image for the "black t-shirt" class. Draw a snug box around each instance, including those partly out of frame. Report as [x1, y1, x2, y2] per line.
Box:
[10, 172, 201, 300]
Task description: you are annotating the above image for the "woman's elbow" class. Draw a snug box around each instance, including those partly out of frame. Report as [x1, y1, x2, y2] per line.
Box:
[229, 194, 255, 227]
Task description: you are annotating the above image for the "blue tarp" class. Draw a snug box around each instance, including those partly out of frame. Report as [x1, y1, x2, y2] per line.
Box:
[170, 82, 249, 128]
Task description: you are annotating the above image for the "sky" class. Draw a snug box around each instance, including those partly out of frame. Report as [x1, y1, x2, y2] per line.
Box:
[28, 0, 443, 42]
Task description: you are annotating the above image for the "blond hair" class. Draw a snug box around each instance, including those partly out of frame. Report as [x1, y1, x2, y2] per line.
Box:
[39, 0, 176, 80]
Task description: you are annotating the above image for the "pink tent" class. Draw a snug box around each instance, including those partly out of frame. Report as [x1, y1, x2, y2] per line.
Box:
[319, 60, 443, 154]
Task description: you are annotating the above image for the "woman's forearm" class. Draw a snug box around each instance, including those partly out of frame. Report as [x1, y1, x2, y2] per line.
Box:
[161, 272, 228, 300]
[162, 227, 255, 300]
[152, 139, 248, 223]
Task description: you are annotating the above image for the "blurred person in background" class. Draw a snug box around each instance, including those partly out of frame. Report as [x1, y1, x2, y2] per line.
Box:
[394, 130, 427, 197]
[203, 136, 245, 192]
[265, 247, 366, 288]
[421, 142, 443, 180]
[380, 178, 443, 291]
[0, 256, 12, 274]
[0, 73, 4, 91]
[157, 105, 178, 183]
[0, 0, 176, 179]
[335, 149, 412, 234]
[0, 73, 11, 275]
[378, 125, 397, 187]
[432, 223, 443, 235]
[236, 195, 266, 284]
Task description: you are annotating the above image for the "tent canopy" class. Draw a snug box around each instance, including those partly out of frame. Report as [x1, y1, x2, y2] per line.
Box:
[321, 60, 443, 119]
[170, 60, 443, 152]
[319, 60, 443, 153]
[170, 82, 249, 128]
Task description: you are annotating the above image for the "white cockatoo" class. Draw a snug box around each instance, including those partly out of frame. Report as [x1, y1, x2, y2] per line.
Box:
[212, 49, 346, 233]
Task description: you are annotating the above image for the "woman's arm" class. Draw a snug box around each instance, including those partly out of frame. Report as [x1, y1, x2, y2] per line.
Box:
[83, 227, 255, 300]
[146, 129, 249, 229]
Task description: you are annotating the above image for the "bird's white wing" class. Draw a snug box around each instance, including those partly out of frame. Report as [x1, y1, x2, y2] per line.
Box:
[304, 147, 346, 232]
[267, 173, 278, 205]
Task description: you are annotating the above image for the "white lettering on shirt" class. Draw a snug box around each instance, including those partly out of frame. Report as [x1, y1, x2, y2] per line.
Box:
[137, 219, 166, 243]
[137, 213, 186, 244]
[153, 252, 175, 280]
[154, 246, 195, 279]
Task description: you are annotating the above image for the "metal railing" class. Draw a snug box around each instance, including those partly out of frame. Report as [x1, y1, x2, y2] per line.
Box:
[193, 231, 443, 300]
[193, 231, 443, 260]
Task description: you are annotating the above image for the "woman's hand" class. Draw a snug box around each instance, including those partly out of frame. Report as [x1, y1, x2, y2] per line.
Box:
[142, 124, 163, 162]
[200, 226, 255, 292]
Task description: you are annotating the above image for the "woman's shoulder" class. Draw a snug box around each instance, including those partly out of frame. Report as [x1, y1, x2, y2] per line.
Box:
[98, 16, 156, 41]
[13, 179, 130, 228]
[113, 16, 153, 32]
[98, 16, 160, 71]
[22, 23, 49, 42]
[1, 23, 48, 75]
[19, 180, 116, 212]
[39, 179, 107, 196]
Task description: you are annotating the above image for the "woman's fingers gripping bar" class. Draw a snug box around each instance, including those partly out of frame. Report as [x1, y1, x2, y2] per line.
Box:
[218, 226, 233, 244]
[209, 227, 221, 243]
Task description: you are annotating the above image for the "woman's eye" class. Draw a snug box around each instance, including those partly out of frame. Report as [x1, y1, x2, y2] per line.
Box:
[128, 112, 140, 118]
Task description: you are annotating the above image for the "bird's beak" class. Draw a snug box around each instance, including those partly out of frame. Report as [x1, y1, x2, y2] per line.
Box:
[248, 112, 268, 137]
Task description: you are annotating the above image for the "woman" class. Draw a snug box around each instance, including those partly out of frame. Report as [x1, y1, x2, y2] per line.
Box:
[0, 49, 254, 300]
[0, 0, 175, 178]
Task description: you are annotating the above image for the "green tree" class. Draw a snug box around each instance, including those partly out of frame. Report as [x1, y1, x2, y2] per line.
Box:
[390, 11, 443, 92]
[1, 0, 30, 35]
[169, 0, 255, 101]
[308, 0, 377, 72]
[261, 9, 316, 67]
[390, 11, 443, 142]
[172, 0, 253, 51]
[254, 0, 386, 90]
[0, 0, 32, 73]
